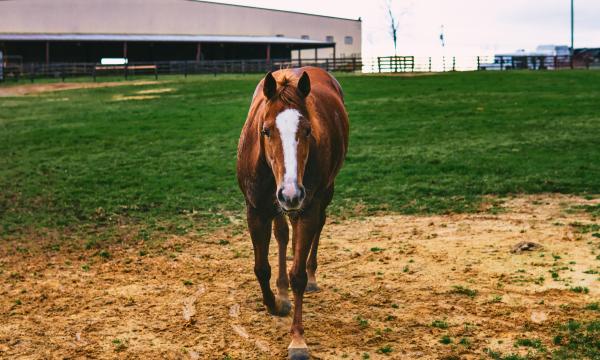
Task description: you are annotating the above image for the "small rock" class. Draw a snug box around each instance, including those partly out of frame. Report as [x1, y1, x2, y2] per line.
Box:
[255, 339, 270, 353]
[530, 311, 547, 324]
[182, 298, 197, 322]
[232, 324, 249, 339]
[511, 241, 543, 253]
[229, 303, 240, 317]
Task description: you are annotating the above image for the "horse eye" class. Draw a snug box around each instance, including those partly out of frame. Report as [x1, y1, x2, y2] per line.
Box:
[261, 128, 270, 137]
[305, 127, 312, 137]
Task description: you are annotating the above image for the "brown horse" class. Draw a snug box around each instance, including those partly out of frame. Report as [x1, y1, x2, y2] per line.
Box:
[237, 66, 348, 359]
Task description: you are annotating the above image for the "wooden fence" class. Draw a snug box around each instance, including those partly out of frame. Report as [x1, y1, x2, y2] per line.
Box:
[377, 56, 415, 72]
[0, 57, 362, 82]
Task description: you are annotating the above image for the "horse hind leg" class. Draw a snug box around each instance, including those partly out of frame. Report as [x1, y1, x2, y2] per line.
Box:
[273, 213, 292, 316]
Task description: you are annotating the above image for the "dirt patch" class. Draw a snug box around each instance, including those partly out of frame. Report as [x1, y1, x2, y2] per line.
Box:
[136, 88, 174, 95]
[0, 81, 160, 97]
[1, 194, 599, 359]
[112, 94, 161, 101]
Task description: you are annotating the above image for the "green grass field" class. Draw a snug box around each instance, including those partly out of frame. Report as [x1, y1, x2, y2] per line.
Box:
[1, 71, 599, 239]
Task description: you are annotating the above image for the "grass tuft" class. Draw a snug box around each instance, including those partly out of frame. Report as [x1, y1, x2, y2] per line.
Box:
[450, 285, 478, 298]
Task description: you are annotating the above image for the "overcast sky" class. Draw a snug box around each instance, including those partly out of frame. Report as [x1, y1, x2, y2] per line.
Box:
[209, 0, 600, 57]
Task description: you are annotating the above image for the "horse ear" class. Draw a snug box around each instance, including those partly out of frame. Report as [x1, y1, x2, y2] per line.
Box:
[263, 72, 277, 100]
[297, 71, 311, 98]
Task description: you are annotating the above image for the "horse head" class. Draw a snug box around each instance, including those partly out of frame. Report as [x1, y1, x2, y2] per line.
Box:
[260, 71, 312, 212]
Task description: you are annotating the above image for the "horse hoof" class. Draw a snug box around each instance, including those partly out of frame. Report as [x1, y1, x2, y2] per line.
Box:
[271, 297, 291, 316]
[305, 282, 320, 293]
[288, 347, 310, 360]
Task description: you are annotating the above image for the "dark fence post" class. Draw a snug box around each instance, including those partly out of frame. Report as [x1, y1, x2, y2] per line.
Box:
[184, 61, 188, 78]
[377, 57, 381, 73]
[500, 57, 504, 71]
[477, 56, 480, 70]
[124, 63, 128, 80]
[154, 63, 158, 80]
[352, 57, 356, 72]
[93, 64, 96, 82]
[429, 57, 432, 72]
[452, 57, 456, 71]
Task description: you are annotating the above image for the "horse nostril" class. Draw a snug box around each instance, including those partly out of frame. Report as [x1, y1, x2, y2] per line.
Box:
[277, 188, 285, 202]
[298, 186, 306, 200]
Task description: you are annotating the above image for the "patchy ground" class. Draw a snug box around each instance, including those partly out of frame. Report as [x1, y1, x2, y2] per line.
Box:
[0, 80, 160, 97]
[1, 194, 599, 359]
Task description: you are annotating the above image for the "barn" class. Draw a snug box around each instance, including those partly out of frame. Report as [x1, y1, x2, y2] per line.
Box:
[0, 0, 361, 65]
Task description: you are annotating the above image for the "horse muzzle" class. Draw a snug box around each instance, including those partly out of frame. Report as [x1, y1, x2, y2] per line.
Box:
[277, 183, 306, 211]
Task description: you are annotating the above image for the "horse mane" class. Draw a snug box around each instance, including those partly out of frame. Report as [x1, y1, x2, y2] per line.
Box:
[270, 75, 305, 108]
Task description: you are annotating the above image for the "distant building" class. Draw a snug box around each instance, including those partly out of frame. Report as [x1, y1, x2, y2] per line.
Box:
[480, 45, 573, 70]
[0, 0, 362, 64]
[574, 48, 600, 69]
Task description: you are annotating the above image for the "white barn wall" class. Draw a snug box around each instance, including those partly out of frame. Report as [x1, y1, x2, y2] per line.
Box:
[0, 0, 361, 59]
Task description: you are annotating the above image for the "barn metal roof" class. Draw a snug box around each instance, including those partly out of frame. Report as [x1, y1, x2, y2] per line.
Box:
[0, 33, 335, 48]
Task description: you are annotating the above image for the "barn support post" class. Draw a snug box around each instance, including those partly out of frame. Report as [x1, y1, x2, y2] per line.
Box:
[266, 44, 271, 71]
[332, 45, 336, 70]
[266, 44, 271, 61]
[195, 43, 202, 62]
[123, 42, 128, 59]
[45, 41, 50, 66]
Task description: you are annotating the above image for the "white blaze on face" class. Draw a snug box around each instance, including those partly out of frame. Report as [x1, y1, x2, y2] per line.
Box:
[275, 109, 301, 199]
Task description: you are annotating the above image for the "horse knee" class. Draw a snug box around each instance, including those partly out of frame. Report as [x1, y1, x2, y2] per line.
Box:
[254, 264, 271, 282]
[289, 269, 307, 291]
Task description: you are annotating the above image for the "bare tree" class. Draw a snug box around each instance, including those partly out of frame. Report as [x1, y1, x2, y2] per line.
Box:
[385, 0, 399, 55]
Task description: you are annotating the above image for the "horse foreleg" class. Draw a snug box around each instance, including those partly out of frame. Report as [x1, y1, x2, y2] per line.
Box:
[306, 210, 325, 293]
[287, 206, 320, 360]
[247, 207, 287, 316]
[307, 185, 333, 293]
[273, 213, 292, 316]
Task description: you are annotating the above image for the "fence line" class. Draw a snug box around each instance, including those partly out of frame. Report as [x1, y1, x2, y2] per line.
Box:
[368, 55, 599, 73]
[2, 54, 599, 82]
[0, 57, 362, 82]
